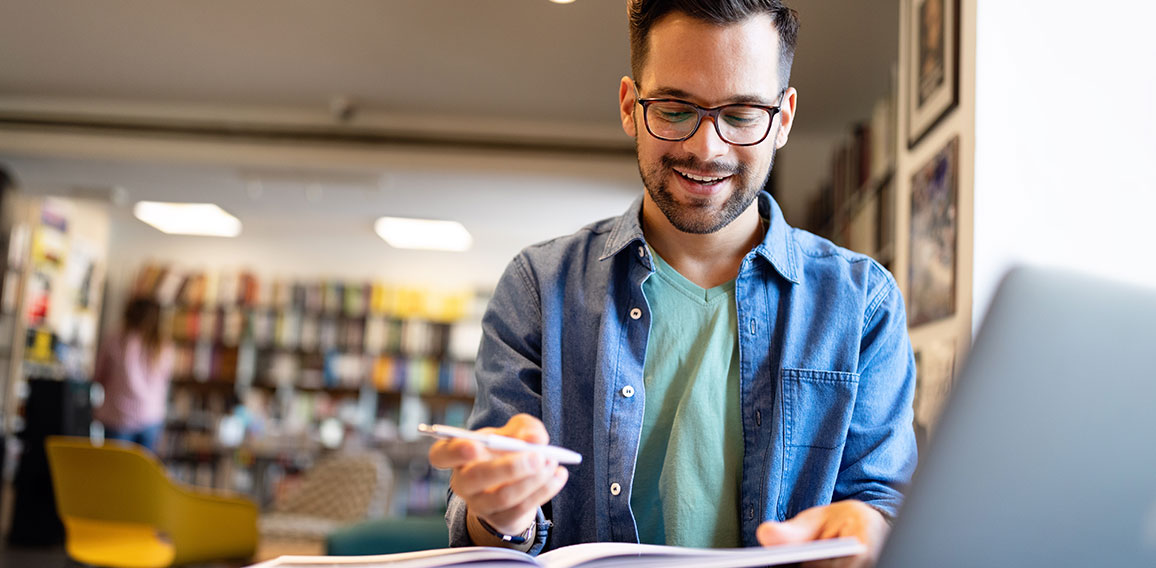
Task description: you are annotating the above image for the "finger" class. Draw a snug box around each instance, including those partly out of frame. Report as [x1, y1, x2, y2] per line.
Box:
[429, 438, 488, 470]
[757, 511, 824, 547]
[801, 557, 862, 568]
[470, 460, 560, 517]
[452, 451, 545, 497]
[818, 514, 863, 541]
[499, 413, 549, 445]
[483, 466, 569, 531]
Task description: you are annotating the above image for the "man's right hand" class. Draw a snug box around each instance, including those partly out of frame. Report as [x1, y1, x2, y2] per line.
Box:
[428, 414, 569, 540]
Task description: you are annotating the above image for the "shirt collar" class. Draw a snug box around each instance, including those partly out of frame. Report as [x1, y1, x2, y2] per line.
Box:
[600, 191, 800, 284]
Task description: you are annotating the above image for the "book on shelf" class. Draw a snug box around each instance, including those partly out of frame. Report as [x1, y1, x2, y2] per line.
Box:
[246, 538, 865, 568]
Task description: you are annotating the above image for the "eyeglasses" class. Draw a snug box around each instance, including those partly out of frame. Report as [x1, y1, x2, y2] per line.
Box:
[633, 82, 786, 147]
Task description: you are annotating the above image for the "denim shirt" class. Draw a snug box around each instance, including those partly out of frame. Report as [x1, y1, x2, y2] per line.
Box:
[446, 192, 917, 554]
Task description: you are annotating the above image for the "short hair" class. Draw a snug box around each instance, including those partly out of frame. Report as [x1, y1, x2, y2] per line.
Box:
[627, 0, 801, 91]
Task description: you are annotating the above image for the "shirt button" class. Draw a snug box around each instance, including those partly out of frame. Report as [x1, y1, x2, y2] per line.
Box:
[638, 245, 645, 258]
[630, 308, 642, 320]
[621, 385, 635, 398]
[610, 482, 622, 496]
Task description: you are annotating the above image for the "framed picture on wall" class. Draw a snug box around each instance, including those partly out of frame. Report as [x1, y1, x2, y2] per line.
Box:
[906, 0, 958, 148]
[912, 337, 957, 450]
[908, 136, 958, 328]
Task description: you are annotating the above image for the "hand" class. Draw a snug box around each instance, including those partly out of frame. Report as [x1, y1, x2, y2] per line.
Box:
[428, 414, 569, 537]
[756, 500, 889, 568]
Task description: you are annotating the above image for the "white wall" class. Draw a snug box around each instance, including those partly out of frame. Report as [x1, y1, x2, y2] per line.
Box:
[973, 0, 1156, 328]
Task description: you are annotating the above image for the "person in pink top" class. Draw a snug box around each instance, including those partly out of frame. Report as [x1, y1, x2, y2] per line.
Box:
[93, 297, 174, 453]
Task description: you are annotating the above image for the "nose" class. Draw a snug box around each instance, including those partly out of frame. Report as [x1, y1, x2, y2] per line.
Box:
[680, 116, 730, 162]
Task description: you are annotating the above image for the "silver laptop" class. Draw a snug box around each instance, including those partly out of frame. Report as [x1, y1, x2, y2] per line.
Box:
[880, 266, 1156, 567]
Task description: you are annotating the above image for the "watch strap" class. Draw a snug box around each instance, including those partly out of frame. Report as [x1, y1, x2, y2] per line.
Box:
[477, 516, 534, 544]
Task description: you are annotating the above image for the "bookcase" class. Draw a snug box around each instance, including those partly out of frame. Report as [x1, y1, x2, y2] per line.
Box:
[131, 263, 480, 516]
[803, 88, 898, 270]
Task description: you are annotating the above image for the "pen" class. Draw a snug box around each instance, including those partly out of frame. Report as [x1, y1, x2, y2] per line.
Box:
[418, 423, 583, 465]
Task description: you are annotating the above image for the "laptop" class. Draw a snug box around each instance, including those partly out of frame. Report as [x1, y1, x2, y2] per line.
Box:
[879, 266, 1156, 567]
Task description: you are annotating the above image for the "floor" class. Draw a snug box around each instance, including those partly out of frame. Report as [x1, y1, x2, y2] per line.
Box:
[0, 542, 75, 568]
[0, 538, 318, 567]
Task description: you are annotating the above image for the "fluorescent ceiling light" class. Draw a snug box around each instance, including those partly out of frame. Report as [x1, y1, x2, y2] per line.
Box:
[374, 216, 472, 252]
[133, 201, 242, 237]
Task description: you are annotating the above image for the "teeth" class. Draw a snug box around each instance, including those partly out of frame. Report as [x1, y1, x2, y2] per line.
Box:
[678, 170, 728, 183]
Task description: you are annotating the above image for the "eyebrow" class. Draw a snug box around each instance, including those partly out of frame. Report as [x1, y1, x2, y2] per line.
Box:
[642, 85, 778, 107]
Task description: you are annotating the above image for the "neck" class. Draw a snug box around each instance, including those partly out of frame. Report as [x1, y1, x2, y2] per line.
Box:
[641, 195, 764, 289]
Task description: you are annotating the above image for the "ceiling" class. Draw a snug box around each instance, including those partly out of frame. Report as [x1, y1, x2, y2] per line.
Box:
[0, 0, 897, 138]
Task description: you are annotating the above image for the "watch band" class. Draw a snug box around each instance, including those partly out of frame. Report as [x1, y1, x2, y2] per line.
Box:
[477, 516, 534, 544]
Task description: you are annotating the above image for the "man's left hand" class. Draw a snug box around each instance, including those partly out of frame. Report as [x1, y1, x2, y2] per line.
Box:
[756, 500, 889, 568]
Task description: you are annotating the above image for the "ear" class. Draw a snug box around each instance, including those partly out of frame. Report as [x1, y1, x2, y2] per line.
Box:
[774, 87, 798, 149]
[619, 76, 638, 138]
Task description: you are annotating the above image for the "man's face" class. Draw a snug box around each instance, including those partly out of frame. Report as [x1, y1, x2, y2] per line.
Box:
[620, 12, 795, 234]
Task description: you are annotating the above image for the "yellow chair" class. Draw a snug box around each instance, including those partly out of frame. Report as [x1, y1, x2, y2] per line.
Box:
[45, 436, 258, 567]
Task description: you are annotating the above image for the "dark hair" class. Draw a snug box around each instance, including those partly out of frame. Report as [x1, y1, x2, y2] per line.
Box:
[123, 297, 165, 363]
[627, 0, 800, 91]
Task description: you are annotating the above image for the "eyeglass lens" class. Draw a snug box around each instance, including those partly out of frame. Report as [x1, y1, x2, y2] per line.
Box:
[645, 101, 773, 145]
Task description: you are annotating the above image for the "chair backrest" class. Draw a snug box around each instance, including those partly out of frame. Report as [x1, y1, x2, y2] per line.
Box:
[273, 452, 393, 522]
[46, 437, 169, 526]
[46, 436, 258, 566]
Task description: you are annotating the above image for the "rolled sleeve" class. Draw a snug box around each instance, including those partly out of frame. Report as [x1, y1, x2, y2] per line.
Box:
[445, 255, 553, 554]
[834, 270, 918, 518]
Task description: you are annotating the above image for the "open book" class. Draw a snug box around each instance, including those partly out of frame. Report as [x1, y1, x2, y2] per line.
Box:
[247, 538, 865, 568]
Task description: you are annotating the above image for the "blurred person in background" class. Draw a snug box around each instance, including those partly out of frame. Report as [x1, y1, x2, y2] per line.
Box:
[93, 297, 174, 453]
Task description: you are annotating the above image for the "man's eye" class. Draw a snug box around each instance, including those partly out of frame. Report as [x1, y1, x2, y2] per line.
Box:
[656, 110, 695, 123]
[722, 109, 764, 127]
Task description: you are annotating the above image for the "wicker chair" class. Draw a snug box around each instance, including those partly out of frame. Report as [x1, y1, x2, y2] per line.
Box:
[257, 452, 393, 557]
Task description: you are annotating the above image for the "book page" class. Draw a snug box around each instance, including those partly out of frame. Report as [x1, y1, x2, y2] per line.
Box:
[245, 546, 539, 568]
[536, 538, 865, 568]
[246, 538, 864, 568]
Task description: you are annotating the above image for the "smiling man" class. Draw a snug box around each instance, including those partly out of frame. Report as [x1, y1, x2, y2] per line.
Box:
[429, 1, 916, 566]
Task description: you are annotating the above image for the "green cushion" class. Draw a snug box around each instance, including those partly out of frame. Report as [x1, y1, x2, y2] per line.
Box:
[325, 516, 449, 556]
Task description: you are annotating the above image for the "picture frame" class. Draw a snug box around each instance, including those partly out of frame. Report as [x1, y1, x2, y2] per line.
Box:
[908, 136, 958, 328]
[906, 0, 958, 148]
[912, 337, 957, 450]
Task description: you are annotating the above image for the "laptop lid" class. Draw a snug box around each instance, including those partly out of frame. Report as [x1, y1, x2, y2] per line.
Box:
[879, 266, 1156, 567]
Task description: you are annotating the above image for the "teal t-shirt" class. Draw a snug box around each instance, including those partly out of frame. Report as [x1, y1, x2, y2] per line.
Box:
[630, 247, 744, 548]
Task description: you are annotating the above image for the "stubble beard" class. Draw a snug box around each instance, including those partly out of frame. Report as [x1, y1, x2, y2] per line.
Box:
[638, 146, 776, 235]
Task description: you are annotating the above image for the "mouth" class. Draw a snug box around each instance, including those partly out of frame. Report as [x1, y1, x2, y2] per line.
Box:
[673, 168, 733, 187]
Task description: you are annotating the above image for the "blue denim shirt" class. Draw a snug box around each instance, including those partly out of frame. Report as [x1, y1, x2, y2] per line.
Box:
[447, 192, 917, 554]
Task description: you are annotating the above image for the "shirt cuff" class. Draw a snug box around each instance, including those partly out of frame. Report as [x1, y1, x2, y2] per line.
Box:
[446, 492, 551, 555]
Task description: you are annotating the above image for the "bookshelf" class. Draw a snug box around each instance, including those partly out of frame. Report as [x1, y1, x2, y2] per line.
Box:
[804, 87, 898, 270]
[131, 263, 481, 515]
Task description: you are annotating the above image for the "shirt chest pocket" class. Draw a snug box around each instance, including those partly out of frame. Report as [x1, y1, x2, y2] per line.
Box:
[781, 368, 860, 450]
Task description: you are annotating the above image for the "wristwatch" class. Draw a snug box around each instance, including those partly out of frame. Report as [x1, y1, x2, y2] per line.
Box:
[478, 517, 535, 544]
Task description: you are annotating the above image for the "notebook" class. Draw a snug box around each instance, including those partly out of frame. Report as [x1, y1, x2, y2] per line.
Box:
[879, 266, 1156, 567]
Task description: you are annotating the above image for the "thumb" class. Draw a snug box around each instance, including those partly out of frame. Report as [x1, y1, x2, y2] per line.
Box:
[502, 413, 549, 445]
[757, 512, 823, 547]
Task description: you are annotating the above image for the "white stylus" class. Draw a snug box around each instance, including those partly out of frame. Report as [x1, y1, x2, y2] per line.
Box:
[418, 423, 583, 465]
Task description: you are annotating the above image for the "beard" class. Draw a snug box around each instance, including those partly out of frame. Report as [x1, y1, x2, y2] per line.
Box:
[637, 146, 776, 235]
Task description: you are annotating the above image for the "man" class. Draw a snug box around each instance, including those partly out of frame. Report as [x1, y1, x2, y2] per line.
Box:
[429, 1, 916, 565]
